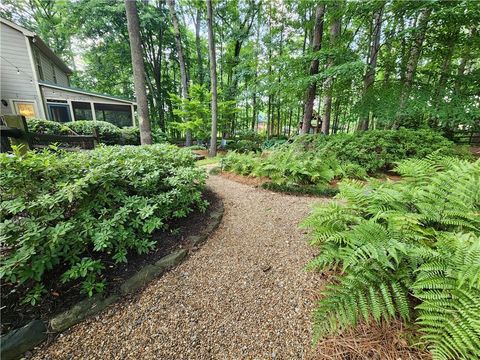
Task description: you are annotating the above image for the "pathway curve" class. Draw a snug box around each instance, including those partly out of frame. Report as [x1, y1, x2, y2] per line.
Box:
[34, 174, 324, 360]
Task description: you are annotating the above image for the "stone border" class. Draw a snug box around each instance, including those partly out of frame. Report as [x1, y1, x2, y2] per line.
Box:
[0, 200, 224, 360]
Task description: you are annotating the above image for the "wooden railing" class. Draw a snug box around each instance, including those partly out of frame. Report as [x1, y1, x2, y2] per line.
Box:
[1, 115, 98, 153]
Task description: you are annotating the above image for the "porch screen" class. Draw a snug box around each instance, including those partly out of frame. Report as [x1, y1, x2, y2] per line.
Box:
[94, 103, 132, 128]
[72, 101, 93, 120]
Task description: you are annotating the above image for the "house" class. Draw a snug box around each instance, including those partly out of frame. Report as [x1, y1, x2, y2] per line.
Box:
[0, 17, 136, 127]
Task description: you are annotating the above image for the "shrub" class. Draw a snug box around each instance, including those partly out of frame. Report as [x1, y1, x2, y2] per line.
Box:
[27, 118, 73, 135]
[0, 144, 207, 302]
[65, 120, 122, 145]
[314, 129, 460, 173]
[226, 139, 262, 153]
[260, 147, 339, 185]
[223, 147, 340, 186]
[262, 138, 288, 149]
[339, 162, 368, 180]
[222, 151, 261, 176]
[302, 156, 480, 359]
[120, 127, 140, 145]
[152, 128, 168, 144]
[225, 130, 266, 153]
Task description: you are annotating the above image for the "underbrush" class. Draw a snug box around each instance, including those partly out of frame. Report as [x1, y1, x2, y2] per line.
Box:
[303, 156, 480, 360]
[0, 144, 206, 305]
[221, 129, 465, 190]
[222, 148, 341, 186]
[296, 128, 466, 173]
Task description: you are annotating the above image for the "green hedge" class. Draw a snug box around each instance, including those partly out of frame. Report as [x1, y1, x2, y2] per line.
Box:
[65, 120, 123, 145]
[26, 118, 73, 135]
[301, 128, 462, 173]
[0, 144, 206, 303]
[120, 127, 140, 145]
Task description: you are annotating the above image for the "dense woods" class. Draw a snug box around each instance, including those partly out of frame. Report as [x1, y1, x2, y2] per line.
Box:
[1, 0, 478, 141]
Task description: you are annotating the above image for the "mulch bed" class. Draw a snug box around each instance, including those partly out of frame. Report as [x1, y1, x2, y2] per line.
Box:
[0, 189, 222, 335]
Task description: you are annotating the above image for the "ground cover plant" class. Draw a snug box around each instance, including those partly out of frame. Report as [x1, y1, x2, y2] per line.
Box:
[302, 156, 480, 359]
[0, 144, 206, 305]
[222, 146, 341, 185]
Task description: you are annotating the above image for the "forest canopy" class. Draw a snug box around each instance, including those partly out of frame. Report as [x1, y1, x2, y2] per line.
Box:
[1, 0, 478, 140]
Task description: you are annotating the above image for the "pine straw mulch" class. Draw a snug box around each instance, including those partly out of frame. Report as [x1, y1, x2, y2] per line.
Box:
[312, 321, 430, 360]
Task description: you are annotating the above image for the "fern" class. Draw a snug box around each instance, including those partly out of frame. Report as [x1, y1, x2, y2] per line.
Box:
[305, 157, 480, 359]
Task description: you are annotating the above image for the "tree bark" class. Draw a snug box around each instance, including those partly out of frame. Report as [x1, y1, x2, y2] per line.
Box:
[301, 4, 326, 134]
[206, 0, 218, 157]
[394, 8, 431, 127]
[194, 5, 203, 85]
[167, 0, 192, 145]
[358, 3, 384, 131]
[321, 2, 342, 135]
[125, 0, 152, 145]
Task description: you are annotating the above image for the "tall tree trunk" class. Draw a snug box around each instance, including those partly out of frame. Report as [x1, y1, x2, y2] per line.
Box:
[194, 5, 203, 85]
[301, 4, 326, 134]
[252, 92, 257, 130]
[125, 0, 152, 145]
[206, 0, 218, 157]
[288, 108, 293, 136]
[167, 0, 192, 145]
[333, 99, 340, 134]
[358, 3, 384, 131]
[277, 26, 284, 137]
[321, 2, 342, 135]
[455, 58, 467, 92]
[394, 8, 431, 128]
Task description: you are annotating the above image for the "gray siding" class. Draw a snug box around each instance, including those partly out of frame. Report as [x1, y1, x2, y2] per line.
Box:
[34, 44, 69, 86]
[56, 69, 69, 86]
[41, 86, 132, 105]
[0, 22, 39, 115]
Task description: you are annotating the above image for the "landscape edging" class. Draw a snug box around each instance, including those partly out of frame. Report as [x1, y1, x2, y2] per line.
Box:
[0, 198, 224, 360]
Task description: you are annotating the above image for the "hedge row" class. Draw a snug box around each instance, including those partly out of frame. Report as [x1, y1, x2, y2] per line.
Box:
[26, 119, 141, 145]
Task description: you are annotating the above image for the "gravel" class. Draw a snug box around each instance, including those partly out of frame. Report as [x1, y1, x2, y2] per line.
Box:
[32, 174, 426, 359]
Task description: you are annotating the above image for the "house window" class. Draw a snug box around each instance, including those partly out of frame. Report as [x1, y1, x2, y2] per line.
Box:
[33, 49, 44, 80]
[51, 62, 57, 84]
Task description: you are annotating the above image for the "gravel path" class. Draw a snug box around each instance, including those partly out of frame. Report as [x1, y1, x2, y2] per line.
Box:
[34, 174, 325, 360]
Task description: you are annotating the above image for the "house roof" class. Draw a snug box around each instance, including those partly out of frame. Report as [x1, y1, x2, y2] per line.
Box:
[0, 17, 73, 75]
[39, 81, 136, 105]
